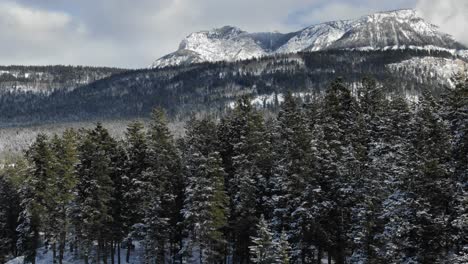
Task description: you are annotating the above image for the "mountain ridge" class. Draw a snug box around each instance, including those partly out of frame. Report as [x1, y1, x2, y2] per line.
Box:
[151, 9, 466, 68]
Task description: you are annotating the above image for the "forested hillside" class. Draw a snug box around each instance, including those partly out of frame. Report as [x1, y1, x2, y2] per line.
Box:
[0, 49, 466, 127]
[1, 77, 467, 264]
[0, 65, 125, 95]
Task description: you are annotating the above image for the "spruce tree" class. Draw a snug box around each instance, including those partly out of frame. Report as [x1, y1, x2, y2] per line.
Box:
[318, 79, 363, 264]
[348, 78, 387, 263]
[271, 92, 314, 262]
[443, 75, 468, 258]
[75, 124, 115, 264]
[17, 134, 55, 264]
[412, 91, 453, 262]
[0, 173, 20, 263]
[276, 231, 291, 264]
[218, 97, 271, 263]
[47, 131, 79, 264]
[249, 215, 278, 264]
[376, 96, 419, 263]
[122, 121, 148, 262]
[143, 109, 183, 263]
[182, 117, 228, 263]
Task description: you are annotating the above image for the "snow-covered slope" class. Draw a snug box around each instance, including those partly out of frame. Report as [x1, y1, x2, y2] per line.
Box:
[328, 9, 462, 50]
[151, 9, 467, 68]
[0, 66, 124, 94]
[152, 26, 270, 68]
[277, 21, 352, 53]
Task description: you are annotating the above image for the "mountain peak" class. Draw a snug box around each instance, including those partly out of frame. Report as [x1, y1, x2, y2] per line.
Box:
[152, 9, 465, 68]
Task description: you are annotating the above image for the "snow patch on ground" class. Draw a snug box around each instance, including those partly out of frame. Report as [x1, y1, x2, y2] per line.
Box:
[6, 242, 145, 264]
[386, 57, 467, 87]
[227, 92, 314, 109]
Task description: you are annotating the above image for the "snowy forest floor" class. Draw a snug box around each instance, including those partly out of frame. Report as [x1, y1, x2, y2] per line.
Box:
[5, 244, 335, 264]
[6, 242, 146, 264]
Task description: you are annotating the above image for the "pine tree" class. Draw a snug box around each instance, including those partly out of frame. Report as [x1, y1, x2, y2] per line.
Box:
[276, 231, 291, 264]
[75, 124, 115, 264]
[348, 78, 387, 263]
[182, 117, 228, 263]
[443, 75, 468, 258]
[122, 121, 148, 262]
[143, 109, 183, 263]
[376, 96, 419, 263]
[47, 131, 78, 264]
[218, 96, 271, 263]
[108, 144, 127, 264]
[249, 215, 277, 264]
[271, 92, 314, 262]
[411, 91, 453, 262]
[17, 134, 55, 264]
[0, 172, 21, 263]
[318, 79, 363, 264]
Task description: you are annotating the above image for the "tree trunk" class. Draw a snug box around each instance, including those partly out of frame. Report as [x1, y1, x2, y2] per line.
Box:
[53, 243, 57, 264]
[97, 240, 101, 264]
[199, 245, 203, 264]
[117, 242, 121, 264]
[31, 229, 39, 264]
[111, 240, 115, 264]
[126, 239, 132, 263]
[158, 240, 165, 264]
[59, 229, 66, 264]
[317, 246, 323, 264]
[328, 253, 332, 264]
[84, 255, 89, 264]
[103, 240, 108, 264]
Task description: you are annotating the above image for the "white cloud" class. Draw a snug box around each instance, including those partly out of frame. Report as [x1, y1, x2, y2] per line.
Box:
[416, 0, 468, 46]
[0, 1, 121, 66]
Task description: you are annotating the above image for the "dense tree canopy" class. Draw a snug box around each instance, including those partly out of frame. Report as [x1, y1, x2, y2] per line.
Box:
[0, 76, 467, 264]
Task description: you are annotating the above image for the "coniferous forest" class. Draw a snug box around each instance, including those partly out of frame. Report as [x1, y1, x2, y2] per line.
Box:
[0, 77, 467, 264]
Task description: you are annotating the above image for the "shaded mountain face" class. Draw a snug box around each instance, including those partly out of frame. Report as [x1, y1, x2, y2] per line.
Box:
[151, 9, 466, 68]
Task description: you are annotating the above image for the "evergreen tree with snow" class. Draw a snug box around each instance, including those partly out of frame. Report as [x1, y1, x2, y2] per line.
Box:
[411, 91, 453, 262]
[108, 143, 128, 264]
[348, 78, 387, 263]
[376, 96, 419, 263]
[182, 117, 228, 263]
[0, 172, 20, 263]
[317, 79, 364, 264]
[17, 134, 55, 264]
[48, 131, 79, 264]
[276, 231, 291, 264]
[271, 92, 314, 262]
[218, 96, 272, 263]
[75, 124, 115, 264]
[442, 75, 468, 259]
[122, 121, 148, 261]
[143, 109, 183, 263]
[249, 215, 278, 264]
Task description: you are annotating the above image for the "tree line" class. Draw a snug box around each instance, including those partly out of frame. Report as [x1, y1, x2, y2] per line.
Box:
[0, 76, 467, 264]
[0, 49, 459, 126]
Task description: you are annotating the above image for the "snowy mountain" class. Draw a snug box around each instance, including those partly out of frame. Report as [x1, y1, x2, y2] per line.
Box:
[151, 9, 466, 68]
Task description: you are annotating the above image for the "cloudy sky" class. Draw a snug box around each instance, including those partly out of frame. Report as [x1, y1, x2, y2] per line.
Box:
[0, 0, 466, 68]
